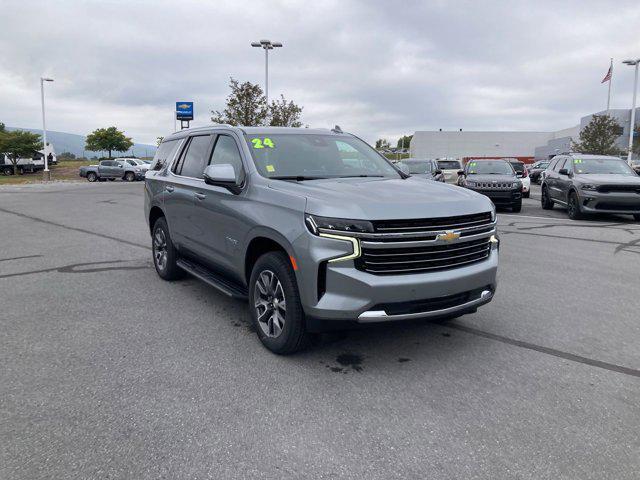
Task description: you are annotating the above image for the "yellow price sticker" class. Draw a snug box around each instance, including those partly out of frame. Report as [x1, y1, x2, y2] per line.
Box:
[252, 137, 275, 149]
[266, 165, 275, 173]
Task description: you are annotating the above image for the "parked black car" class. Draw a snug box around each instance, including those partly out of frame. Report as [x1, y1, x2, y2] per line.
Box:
[528, 160, 550, 184]
[397, 158, 445, 182]
[541, 153, 640, 220]
[458, 159, 522, 212]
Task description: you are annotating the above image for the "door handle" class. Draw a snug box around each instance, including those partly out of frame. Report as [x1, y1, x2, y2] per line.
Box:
[165, 185, 174, 192]
[194, 192, 206, 201]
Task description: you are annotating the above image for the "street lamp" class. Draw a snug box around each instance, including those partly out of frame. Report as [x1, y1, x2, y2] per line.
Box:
[40, 77, 54, 180]
[251, 39, 283, 109]
[622, 59, 639, 164]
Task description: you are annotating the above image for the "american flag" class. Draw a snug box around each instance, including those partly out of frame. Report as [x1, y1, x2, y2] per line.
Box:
[601, 64, 612, 83]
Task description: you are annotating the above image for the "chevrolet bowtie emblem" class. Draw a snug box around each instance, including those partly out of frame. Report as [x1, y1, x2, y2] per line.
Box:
[436, 230, 461, 242]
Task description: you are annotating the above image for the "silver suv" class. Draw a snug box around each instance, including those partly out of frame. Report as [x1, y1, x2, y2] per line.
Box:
[144, 126, 499, 353]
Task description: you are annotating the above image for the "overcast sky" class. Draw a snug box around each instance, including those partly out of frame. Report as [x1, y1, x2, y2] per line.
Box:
[1, 0, 639, 145]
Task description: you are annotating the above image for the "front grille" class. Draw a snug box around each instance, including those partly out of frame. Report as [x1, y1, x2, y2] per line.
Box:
[474, 182, 514, 189]
[596, 184, 640, 194]
[356, 237, 492, 274]
[595, 202, 640, 211]
[371, 212, 492, 233]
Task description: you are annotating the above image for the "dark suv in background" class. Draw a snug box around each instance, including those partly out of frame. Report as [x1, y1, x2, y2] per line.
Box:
[458, 159, 522, 212]
[144, 126, 499, 354]
[397, 158, 445, 182]
[541, 153, 640, 220]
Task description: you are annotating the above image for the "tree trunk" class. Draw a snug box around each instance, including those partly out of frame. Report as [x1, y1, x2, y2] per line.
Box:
[108, 149, 112, 159]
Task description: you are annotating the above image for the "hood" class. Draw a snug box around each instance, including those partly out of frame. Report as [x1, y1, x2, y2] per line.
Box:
[466, 174, 517, 183]
[268, 176, 493, 220]
[574, 174, 640, 185]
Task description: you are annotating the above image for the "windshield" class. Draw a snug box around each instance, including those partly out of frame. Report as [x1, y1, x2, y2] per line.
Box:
[400, 160, 433, 174]
[466, 160, 514, 175]
[245, 134, 400, 179]
[573, 158, 636, 175]
[437, 160, 461, 170]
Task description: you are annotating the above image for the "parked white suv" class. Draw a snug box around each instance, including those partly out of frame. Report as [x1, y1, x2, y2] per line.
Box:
[437, 159, 463, 184]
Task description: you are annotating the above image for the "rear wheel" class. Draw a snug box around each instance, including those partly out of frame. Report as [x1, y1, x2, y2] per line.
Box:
[567, 191, 583, 220]
[125, 172, 135, 182]
[541, 185, 554, 210]
[151, 217, 184, 280]
[87, 172, 97, 182]
[249, 252, 309, 355]
[3, 166, 14, 175]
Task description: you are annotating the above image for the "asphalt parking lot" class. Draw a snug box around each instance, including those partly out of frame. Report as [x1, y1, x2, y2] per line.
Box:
[2, 181, 639, 479]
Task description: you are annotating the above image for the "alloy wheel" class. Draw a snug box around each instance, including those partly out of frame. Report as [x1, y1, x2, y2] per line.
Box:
[254, 270, 286, 338]
[153, 228, 168, 271]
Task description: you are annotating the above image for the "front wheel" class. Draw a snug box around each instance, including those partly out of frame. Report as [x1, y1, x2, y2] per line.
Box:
[87, 172, 97, 182]
[511, 199, 522, 213]
[249, 252, 309, 355]
[541, 186, 554, 210]
[567, 191, 583, 220]
[124, 172, 135, 182]
[523, 191, 530, 198]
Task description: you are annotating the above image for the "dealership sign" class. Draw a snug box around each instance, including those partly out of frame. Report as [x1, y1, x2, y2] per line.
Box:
[176, 102, 194, 121]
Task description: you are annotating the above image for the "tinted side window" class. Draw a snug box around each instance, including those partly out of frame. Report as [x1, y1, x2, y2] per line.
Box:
[179, 135, 213, 178]
[100, 160, 113, 167]
[552, 158, 565, 172]
[152, 140, 181, 171]
[210, 135, 245, 182]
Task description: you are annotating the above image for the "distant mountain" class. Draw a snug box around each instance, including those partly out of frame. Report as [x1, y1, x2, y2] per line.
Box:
[5, 126, 157, 159]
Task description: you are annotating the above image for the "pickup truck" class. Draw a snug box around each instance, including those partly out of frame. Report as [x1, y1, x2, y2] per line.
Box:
[1, 154, 45, 175]
[79, 159, 146, 182]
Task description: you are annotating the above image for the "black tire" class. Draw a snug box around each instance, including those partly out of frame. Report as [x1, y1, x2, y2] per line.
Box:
[87, 172, 97, 182]
[567, 191, 583, 220]
[151, 216, 184, 281]
[511, 199, 522, 213]
[523, 191, 530, 198]
[541, 185, 554, 210]
[4, 167, 14, 175]
[107, 178, 115, 181]
[17, 167, 24, 175]
[634, 214, 640, 222]
[249, 251, 309, 355]
[125, 171, 135, 182]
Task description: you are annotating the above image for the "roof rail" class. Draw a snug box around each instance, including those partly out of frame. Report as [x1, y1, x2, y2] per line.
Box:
[331, 125, 343, 134]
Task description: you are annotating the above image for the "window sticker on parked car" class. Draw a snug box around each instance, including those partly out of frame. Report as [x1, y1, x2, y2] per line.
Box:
[468, 161, 477, 173]
[266, 165, 275, 172]
[251, 138, 275, 149]
[574, 159, 582, 164]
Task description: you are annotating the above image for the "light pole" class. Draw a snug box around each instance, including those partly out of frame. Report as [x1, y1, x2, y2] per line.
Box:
[40, 77, 54, 180]
[251, 39, 283, 110]
[623, 59, 639, 164]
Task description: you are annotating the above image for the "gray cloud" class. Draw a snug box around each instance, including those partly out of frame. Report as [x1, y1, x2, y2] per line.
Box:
[1, 0, 639, 145]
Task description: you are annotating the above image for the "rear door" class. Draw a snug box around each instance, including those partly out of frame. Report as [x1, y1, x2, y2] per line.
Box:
[163, 134, 215, 252]
[546, 157, 564, 200]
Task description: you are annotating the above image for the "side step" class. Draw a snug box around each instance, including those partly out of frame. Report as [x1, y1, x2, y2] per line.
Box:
[177, 258, 248, 300]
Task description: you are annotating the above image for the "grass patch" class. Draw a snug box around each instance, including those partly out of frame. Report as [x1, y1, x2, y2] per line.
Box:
[0, 159, 94, 185]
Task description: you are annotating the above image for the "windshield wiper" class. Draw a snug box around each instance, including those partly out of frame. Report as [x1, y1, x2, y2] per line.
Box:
[269, 175, 328, 181]
[336, 175, 385, 178]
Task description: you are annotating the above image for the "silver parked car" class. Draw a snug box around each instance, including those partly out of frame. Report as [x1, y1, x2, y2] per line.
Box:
[144, 126, 499, 353]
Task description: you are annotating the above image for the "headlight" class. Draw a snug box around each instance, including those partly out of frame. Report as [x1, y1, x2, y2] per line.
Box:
[305, 215, 373, 235]
[580, 184, 597, 191]
[490, 205, 496, 222]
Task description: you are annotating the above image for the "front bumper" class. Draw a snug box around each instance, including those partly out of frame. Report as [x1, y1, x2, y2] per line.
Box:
[295, 230, 499, 322]
[577, 190, 640, 214]
[469, 188, 521, 206]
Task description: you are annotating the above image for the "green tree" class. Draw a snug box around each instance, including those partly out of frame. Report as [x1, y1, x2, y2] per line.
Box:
[57, 151, 76, 160]
[375, 138, 390, 149]
[269, 94, 303, 127]
[85, 127, 133, 158]
[572, 115, 624, 156]
[0, 122, 5, 133]
[211, 78, 268, 126]
[0, 130, 42, 175]
[396, 135, 413, 149]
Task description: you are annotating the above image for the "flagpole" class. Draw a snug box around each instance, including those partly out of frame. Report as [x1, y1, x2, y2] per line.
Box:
[606, 57, 613, 112]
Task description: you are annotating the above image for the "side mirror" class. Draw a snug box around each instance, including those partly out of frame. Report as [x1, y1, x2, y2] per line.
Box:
[435, 169, 443, 175]
[203, 164, 241, 193]
[558, 168, 568, 175]
[457, 170, 465, 176]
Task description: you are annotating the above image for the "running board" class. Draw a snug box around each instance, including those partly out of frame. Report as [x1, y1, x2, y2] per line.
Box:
[177, 258, 248, 300]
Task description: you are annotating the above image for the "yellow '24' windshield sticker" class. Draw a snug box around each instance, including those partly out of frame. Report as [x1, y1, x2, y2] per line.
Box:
[251, 138, 275, 149]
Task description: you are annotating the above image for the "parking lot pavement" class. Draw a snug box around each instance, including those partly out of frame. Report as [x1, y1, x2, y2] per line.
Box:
[2, 182, 640, 480]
